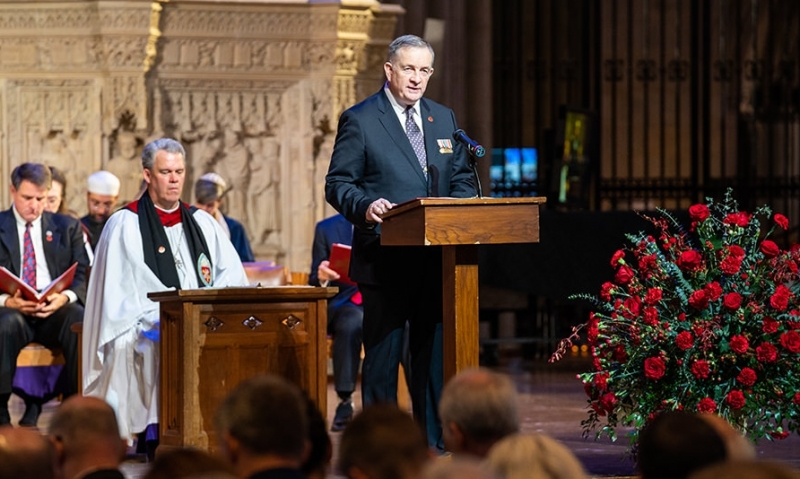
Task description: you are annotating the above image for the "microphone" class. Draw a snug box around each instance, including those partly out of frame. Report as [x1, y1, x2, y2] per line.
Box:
[452, 129, 486, 158]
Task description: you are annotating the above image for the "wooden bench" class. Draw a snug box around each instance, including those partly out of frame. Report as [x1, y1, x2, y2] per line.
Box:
[16, 342, 65, 368]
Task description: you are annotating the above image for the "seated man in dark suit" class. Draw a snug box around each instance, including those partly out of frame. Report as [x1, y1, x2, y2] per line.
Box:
[0, 163, 89, 426]
[308, 213, 363, 431]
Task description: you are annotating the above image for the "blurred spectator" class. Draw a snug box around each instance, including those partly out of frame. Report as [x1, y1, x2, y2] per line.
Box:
[302, 395, 332, 479]
[689, 460, 800, 479]
[143, 448, 237, 479]
[0, 425, 55, 479]
[215, 374, 307, 479]
[339, 403, 430, 479]
[637, 410, 727, 479]
[439, 368, 519, 457]
[484, 433, 587, 479]
[48, 395, 127, 479]
[421, 457, 497, 479]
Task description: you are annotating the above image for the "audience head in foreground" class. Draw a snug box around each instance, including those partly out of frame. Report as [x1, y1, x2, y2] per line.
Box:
[339, 403, 430, 479]
[48, 395, 127, 479]
[439, 368, 519, 457]
[637, 410, 727, 479]
[697, 413, 755, 461]
[215, 374, 308, 478]
[0, 425, 55, 479]
[484, 433, 587, 479]
[421, 457, 497, 479]
[143, 447, 237, 479]
[688, 460, 800, 479]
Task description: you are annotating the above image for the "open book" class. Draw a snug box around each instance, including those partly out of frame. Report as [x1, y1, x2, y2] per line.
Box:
[0, 262, 78, 303]
[328, 243, 356, 286]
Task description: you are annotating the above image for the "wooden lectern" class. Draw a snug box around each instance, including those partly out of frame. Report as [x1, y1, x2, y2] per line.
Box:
[380, 197, 545, 381]
[147, 286, 336, 452]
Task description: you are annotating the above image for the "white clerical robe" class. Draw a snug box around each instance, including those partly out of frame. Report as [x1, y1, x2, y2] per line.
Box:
[81, 207, 248, 440]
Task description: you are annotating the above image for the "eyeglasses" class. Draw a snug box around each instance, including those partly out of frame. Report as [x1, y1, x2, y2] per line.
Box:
[391, 64, 434, 79]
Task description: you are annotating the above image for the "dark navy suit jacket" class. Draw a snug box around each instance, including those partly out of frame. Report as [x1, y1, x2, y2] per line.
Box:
[325, 90, 475, 286]
[0, 209, 90, 304]
[224, 215, 255, 263]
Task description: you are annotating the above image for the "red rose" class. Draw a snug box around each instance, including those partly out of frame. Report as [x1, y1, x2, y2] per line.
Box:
[724, 212, 750, 227]
[762, 317, 779, 334]
[793, 392, 800, 406]
[615, 265, 634, 284]
[676, 331, 694, 350]
[593, 372, 609, 391]
[770, 285, 791, 311]
[644, 288, 663, 305]
[704, 282, 723, 301]
[789, 321, 800, 330]
[727, 245, 745, 258]
[600, 282, 615, 301]
[638, 254, 657, 273]
[736, 367, 757, 387]
[678, 312, 686, 322]
[697, 397, 717, 413]
[760, 240, 780, 258]
[678, 250, 703, 271]
[610, 249, 625, 266]
[756, 342, 778, 362]
[623, 296, 642, 319]
[689, 204, 710, 222]
[644, 356, 666, 380]
[770, 431, 790, 440]
[689, 289, 710, 310]
[729, 335, 750, 354]
[691, 360, 710, 379]
[779, 331, 800, 353]
[774, 213, 789, 230]
[643, 307, 658, 326]
[614, 345, 628, 362]
[726, 390, 746, 410]
[598, 392, 617, 412]
[723, 292, 743, 310]
[720, 255, 742, 274]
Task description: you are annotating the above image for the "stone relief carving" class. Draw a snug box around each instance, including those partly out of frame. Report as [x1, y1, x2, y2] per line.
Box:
[0, 0, 399, 270]
[105, 130, 143, 205]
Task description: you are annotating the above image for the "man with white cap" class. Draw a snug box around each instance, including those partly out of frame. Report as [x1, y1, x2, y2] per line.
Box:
[194, 172, 254, 263]
[80, 171, 120, 250]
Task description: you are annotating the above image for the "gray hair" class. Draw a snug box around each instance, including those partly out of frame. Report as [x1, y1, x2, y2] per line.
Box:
[141, 138, 186, 170]
[439, 368, 519, 445]
[387, 34, 435, 65]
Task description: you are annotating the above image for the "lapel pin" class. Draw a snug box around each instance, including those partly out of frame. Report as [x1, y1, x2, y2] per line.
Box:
[428, 116, 433, 122]
[158, 246, 166, 254]
[45, 231, 53, 242]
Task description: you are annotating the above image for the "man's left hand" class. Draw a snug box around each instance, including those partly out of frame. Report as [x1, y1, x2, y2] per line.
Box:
[33, 293, 68, 318]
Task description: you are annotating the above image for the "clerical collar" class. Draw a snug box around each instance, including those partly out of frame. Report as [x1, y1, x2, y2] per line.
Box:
[153, 204, 182, 227]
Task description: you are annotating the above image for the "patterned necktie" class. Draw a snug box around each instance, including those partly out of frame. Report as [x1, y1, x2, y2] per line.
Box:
[22, 222, 36, 288]
[405, 106, 427, 177]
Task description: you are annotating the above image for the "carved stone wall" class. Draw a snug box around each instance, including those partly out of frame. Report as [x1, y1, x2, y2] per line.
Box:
[0, 0, 402, 272]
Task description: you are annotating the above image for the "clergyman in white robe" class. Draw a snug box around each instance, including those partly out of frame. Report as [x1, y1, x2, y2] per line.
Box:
[81, 205, 248, 441]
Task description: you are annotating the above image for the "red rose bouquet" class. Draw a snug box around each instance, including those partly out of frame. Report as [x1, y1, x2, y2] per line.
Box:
[551, 189, 800, 447]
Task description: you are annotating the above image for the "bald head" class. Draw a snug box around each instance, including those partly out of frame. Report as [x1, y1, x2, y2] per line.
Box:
[49, 395, 126, 477]
[0, 425, 55, 479]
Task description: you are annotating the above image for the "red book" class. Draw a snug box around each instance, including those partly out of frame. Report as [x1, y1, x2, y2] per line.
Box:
[0, 262, 78, 303]
[328, 243, 355, 286]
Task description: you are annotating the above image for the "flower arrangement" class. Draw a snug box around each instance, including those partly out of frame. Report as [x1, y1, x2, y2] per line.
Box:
[551, 189, 800, 447]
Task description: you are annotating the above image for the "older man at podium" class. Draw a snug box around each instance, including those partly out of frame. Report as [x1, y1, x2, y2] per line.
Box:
[82, 138, 248, 452]
[325, 35, 475, 451]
